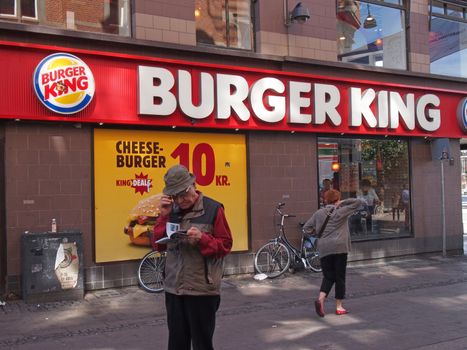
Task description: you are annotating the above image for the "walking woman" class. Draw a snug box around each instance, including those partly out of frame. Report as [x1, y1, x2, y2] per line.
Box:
[304, 189, 364, 317]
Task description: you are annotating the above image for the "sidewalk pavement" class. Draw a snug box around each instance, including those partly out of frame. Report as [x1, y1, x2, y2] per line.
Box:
[1, 253, 467, 350]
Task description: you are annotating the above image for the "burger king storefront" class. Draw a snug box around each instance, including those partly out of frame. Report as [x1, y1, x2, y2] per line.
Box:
[0, 38, 466, 296]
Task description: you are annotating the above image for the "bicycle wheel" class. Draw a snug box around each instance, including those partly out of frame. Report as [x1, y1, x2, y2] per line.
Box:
[137, 250, 166, 293]
[304, 246, 322, 272]
[254, 241, 290, 278]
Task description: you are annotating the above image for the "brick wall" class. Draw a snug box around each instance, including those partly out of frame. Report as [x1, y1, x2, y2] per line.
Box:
[4, 123, 93, 292]
[409, 0, 430, 73]
[44, 0, 115, 33]
[134, 0, 196, 45]
[248, 132, 318, 251]
[411, 138, 462, 240]
[256, 0, 337, 61]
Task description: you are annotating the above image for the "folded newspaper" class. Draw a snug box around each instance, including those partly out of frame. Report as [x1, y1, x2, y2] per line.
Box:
[155, 229, 187, 244]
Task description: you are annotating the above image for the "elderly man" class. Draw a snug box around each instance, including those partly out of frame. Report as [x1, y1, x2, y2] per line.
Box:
[153, 164, 233, 350]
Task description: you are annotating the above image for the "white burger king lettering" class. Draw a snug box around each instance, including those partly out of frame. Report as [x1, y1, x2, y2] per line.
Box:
[138, 66, 441, 133]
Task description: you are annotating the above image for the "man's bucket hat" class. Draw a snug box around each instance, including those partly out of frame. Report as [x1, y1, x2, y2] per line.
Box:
[163, 164, 196, 195]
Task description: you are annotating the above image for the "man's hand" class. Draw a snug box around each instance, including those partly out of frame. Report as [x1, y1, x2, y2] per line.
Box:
[159, 195, 173, 217]
[186, 226, 202, 245]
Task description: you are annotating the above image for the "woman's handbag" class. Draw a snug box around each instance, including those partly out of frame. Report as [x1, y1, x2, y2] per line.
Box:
[317, 207, 334, 238]
[303, 207, 335, 240]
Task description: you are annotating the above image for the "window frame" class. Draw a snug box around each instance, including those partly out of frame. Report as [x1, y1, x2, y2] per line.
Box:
[428, 0, 467, 77]
[316, 134, 413, 241]
[429, 0, 467, 25]
[195, 0, 253, 51]
[0, 0, 130, 36]
[0, 0, 37, 20]
[0, 0, 17, 18]
[21, 0, 38, 21]
[336, 0, 409, 70]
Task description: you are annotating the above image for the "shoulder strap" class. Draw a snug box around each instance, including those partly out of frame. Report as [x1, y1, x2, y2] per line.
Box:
[317, 207, 335, 238]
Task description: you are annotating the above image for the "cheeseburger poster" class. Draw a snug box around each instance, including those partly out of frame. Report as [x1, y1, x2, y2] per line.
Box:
[94, 129, 248, 263]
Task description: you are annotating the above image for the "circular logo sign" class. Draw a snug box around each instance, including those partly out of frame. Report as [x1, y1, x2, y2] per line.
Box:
[33, 53, 95, 114]
[457, 97, 467, 133]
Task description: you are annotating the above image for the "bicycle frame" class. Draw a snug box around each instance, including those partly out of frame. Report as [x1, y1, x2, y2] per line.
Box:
[254, 202, 322, 277]
[273, 204, 312, 268]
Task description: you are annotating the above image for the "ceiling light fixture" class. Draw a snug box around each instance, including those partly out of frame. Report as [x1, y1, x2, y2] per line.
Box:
[363, 3, 377, 29]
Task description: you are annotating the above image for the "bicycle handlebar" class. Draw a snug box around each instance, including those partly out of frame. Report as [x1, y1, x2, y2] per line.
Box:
[276, 202, 295, 218]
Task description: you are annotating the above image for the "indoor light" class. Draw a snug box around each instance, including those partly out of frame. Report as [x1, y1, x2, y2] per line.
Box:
[331, 162, 340, 172]
[363, 3, 377, 29]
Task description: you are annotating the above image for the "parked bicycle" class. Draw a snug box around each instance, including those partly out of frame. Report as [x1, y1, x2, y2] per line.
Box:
[137, 250, 166, 293]
[254, 202, 321, 278]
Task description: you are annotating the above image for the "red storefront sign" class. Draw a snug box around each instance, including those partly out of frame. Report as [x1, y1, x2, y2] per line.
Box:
[0, 40, 466, 138]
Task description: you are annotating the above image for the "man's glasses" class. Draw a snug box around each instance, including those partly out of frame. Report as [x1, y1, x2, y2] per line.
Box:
[171, 185, 192, 201]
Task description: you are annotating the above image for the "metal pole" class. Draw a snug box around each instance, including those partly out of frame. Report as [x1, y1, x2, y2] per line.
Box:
[284, 0, 290, 26]
[441, 160, 446, 257]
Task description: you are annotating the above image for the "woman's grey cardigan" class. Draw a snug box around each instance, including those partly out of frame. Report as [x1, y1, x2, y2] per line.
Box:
[303, 198, 365, 259]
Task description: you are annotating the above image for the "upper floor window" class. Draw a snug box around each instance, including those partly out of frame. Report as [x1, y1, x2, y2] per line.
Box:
[0, 0, 130, 36]
[337, 0, 407, 69]
[429, 0, 467, 78]
[195, 0, 252, 50]
[0, 0, 37, 19]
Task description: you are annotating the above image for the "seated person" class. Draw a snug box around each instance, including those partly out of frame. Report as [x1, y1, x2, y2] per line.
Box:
[349, 202, 370, 235]
[356, 179, 380, 232]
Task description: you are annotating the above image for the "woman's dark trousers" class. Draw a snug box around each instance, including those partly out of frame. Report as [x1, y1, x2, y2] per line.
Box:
[319, 253, 348, 299]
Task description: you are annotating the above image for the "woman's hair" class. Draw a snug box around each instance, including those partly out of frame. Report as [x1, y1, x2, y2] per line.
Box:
[324, 189, 341, 204]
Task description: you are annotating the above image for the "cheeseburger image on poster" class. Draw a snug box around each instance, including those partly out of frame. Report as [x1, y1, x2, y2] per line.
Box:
[123, 194, 162, 246]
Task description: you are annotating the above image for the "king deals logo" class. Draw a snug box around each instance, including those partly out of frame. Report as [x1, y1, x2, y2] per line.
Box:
[116, 173, 153, 195]
[33, 53, 95, 114]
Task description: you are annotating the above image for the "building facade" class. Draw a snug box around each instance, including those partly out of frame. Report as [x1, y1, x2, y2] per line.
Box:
[0, 0, 466, 296]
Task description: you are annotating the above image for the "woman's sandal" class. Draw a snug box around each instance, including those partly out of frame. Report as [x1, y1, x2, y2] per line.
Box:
[314, 299, 325, 317]
[335, 309, 349, 315]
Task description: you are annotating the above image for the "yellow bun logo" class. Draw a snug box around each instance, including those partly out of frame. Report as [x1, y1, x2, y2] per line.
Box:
[33, 53, 95, 114]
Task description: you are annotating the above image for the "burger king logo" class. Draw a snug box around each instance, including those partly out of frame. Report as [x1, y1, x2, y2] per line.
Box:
[457, 97, 467, 133]
[33, 53, 95, 114]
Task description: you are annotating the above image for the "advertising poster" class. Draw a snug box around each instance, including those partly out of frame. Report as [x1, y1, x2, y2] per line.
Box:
[54, 242, 79, 289]
[94, 129, 248, 263]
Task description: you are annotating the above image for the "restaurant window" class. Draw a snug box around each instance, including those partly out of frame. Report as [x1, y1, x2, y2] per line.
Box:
[195, 0, 252, 50]
[337, 0, 407, 69]
[318, 137, 411, 240]
[429, 1, 467, 78]
[0, 0, 130, 36]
